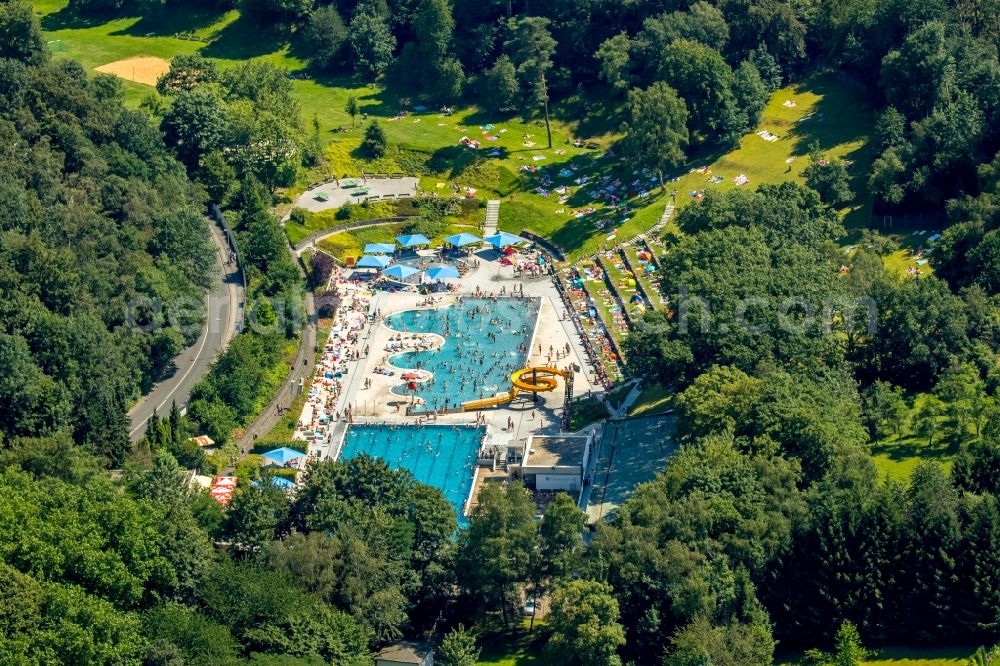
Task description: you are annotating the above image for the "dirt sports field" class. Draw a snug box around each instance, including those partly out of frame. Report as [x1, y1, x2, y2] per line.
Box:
[94, 56, 170, 86]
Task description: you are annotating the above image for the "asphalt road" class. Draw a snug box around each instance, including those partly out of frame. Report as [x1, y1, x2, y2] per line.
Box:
[128, 217, 243, 442]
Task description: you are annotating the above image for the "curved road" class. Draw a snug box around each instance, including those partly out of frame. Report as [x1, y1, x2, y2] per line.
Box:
[128, 217, 243, 442]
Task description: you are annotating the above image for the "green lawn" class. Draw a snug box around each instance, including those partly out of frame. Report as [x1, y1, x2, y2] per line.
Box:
[493, 73, 876, 262]
[316, 221, 470, 261]
[871, 393, 957, 482]
[623, 246, 664, 308]
[476, 626, 549, 666]
[628, 383, 673, 416]
[37, 0, 876, 268]
[669, 76, 875, 225]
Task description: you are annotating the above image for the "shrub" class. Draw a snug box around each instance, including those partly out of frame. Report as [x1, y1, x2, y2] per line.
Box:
[362, 121, 388, 159]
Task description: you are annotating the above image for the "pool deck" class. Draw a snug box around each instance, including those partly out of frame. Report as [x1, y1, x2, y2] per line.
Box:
[298, 251, 605, 513]
[334, 259, 600, 439]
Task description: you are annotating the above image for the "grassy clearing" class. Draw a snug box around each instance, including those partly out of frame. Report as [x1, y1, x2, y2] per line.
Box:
[839, 220, 938, 280]
[881, 231, 936, 279]
[870, 393, 957, 482]
[37, 0, 875, 268]
[872, 433, 957, 482]
[476, 625, 549, 666]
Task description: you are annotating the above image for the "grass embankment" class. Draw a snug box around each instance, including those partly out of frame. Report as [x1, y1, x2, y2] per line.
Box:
[284, 200, 405, 245]
[569, 396, 610, 432]
[286, 197, 484, 246]
[601, 252, 645, 312]
[623, 246, 664, 307]
[317, 222, 473, 262]
[578, 271, 627, 349]
[603, 382, 634, 412]
[628, 383, 672, 416]
[37, 0, 876, 268]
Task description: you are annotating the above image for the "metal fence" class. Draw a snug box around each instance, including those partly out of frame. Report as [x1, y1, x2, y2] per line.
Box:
[519, 230, 566, 262]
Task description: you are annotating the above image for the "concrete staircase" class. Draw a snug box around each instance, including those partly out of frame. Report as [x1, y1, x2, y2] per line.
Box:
[660, 203, 675, 225]
[484, 199, 501, 235]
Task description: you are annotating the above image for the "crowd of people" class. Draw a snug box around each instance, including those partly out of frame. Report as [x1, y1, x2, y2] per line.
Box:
[382, 296, 540, 414]
[296, 270, 378, 466]
[553, 269, 623, 389]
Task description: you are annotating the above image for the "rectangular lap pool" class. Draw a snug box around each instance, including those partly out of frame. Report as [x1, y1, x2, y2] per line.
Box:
[338, 423, 485, 519]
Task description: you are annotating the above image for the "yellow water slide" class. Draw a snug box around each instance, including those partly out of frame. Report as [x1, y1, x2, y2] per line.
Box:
[462, 367, 572, 411]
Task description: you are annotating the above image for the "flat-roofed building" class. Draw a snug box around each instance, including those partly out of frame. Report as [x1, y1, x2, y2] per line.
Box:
[513, 433, 595, 501]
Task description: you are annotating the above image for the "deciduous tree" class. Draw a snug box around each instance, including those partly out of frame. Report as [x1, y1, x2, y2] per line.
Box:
[302, 5, 348, 71]
[545, 580, 626, 666]
[483, 55, 520, 113]
[621, 81, 688, 190]
[505, 17, 557, 149]
[349, 11, 397, 80]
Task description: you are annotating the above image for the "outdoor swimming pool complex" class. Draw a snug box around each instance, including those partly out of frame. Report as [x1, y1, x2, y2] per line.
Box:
[339, 424, 485, 519]
[387, 297, 540, 412]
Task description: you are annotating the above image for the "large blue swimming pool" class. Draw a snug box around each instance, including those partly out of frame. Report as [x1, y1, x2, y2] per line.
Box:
[387, 297, 540, 412]
[339, 424, 484, 519]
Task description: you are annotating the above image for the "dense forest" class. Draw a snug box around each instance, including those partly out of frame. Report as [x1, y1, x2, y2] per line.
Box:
[2, 0, 1000, 663]
[0, 4, 214, 467]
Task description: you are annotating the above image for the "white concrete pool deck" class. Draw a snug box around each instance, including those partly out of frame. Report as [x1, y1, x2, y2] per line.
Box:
[320, 254, 602, 458]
